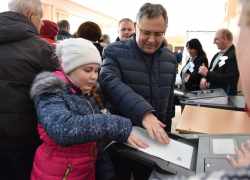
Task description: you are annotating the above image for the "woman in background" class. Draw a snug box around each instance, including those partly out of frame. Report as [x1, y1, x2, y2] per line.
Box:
[76, 21, 104, 58]
[180, 39, 208, 91]
[39, 20, 58, 48]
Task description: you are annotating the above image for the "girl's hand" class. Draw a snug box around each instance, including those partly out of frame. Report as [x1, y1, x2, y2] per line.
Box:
[227, 140, 250, 169]
[127, 132, 149, 149]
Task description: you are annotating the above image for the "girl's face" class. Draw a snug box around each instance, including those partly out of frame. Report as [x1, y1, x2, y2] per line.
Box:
[67, 63, 100, 91]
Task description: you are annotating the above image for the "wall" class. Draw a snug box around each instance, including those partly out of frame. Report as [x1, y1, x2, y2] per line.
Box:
[165, 36, 186, 51]
[41, 0, 119, 42]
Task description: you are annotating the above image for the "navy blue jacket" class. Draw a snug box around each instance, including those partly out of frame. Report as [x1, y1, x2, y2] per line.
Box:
[30, 72, 133, 179]
[31, 72, 132, 147]
[100, 34, 176, 131]
[57, 30, 73, 41]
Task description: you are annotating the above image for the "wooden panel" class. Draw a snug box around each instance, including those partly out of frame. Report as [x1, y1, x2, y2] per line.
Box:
[176, 105, 250, 134]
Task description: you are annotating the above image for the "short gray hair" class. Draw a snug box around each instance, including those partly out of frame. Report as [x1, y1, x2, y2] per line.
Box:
[101, 34, 110, 44]
[8, 0, 43, 16]
[136, 3, 168, 27]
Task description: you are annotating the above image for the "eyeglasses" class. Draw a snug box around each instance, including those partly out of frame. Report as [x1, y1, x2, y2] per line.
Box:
[137, 26, 165, 39]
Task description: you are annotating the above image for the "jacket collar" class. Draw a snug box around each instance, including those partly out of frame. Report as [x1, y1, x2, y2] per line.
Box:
[221, 44, 235, 57]
[65, 75, 84, 94]
[58, 30, 72, 37]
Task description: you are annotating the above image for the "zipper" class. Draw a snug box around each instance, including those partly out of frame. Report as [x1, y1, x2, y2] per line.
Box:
[90, 143, 95, 173]
[81, 90, 95, 179]
[81, 89, 95, 114]
[85, 143, 95, 180]
[63, 164, 72, 180]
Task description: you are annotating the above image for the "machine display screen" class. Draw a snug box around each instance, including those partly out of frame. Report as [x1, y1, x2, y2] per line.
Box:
[210, 138, 237, 154]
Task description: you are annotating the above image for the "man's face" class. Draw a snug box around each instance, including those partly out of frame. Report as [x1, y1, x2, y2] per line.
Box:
[136, 15, 166, 54]
[213, 30, 225, 50]
[236, 13, 250, 107]
[118, 21, 134, 40]
[30, 9, 44, 33]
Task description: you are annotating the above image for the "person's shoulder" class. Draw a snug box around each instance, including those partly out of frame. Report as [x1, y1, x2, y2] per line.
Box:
[161, 47, 177, 63]
[227, 45, 236, 57]
[103, 39, 133, 56]
[105, 39, 130, 49]
[198, 54, 208, 60]
[34, 37, 56, 55]
[30, 71, 67, 99]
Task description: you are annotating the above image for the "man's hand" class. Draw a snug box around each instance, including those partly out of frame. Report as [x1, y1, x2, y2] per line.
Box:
[227, 140, 250, 169]
[127, 132, 149, 149]
[198, 63, 208, 76]
[200, 78, 207, 90]
[141, 113, 170, 144]
[184, 73, 191, 83]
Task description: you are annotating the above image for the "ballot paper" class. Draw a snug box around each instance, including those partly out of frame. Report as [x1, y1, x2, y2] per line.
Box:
[127, 127, 194, 169]
[175, 74, 182, 85]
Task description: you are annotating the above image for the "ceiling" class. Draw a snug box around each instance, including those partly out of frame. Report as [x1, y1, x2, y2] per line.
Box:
[69, 0, 227, 36]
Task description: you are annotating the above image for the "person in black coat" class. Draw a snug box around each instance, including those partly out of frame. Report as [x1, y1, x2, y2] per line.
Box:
[199, 29, 239, 95]
[57, 20, 73, 40]
[0, 0, 59, 179]
[180, 39, 208, 91]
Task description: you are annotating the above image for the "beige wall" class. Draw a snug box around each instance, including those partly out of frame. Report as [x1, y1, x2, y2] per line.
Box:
[41, 0, 119, 41]
[42, 0, 117, 26]
[165, 36, 186, 52]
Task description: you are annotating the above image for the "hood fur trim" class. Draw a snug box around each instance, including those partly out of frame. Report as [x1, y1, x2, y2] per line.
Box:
[30, 72, 67, 99]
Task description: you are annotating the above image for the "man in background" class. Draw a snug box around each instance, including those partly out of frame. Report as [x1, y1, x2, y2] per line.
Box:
[101, 33, 111, 47]
[199, 28, 239, 95]
[57, 19, 73, 40]
[116, 18, 135, 41]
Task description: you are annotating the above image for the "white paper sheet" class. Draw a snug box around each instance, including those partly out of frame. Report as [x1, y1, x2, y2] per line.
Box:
[126, 127, 193, 169]
[175, 74, 182, 85]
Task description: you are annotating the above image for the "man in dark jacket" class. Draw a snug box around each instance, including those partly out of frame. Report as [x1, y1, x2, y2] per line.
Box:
[115, 18, 135, 41]
[199, 28, 239, 95]
[100, 3, 176, 179]
[0, 0, 59, 179]
[57, 20, 73, 40]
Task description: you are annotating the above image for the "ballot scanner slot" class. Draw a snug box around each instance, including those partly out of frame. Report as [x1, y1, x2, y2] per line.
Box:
[112, 134, 198, 175]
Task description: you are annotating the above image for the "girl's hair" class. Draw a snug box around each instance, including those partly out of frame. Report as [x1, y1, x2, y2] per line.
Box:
[90, 85, 105, 110]
[186, 38, 206, 57]
[90, 84, 107, 149]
